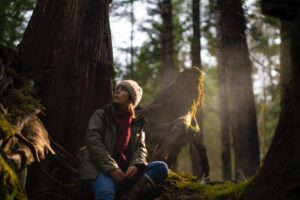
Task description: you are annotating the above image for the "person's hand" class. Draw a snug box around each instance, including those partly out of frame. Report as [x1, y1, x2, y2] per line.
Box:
[125, 166, 138, 179]
[109, 168, 125, 182]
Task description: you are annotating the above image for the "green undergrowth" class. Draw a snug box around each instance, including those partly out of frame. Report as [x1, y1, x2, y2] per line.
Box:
[0, 152, 27, 200]
[0, 67, 40, 199]
[163, 171, 251, 200]
[0, 67, 43, 138]
[0, 114, 14, 140]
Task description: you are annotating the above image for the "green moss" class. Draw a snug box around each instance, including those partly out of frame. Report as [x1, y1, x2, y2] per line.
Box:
[2, 87, 43, 122]
[203, 180, 250, 200]
[104, 61, 116, 78]
[0, 114, 15, 140]
[164, 171, 251, 200]
[1, 67, 43, 124]
[0, 153, 27, 200]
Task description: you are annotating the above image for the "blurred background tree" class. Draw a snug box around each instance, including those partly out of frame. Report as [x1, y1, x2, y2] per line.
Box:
[0, 0, 35, 48]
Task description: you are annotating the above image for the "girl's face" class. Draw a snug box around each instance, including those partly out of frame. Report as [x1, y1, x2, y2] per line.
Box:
[113, 85, 131, 106]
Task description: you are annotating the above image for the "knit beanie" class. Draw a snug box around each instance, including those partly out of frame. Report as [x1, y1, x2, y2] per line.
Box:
[117, 80, 143, 107]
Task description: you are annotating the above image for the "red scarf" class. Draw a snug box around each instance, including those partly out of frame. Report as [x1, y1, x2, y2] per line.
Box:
[114, 110, 133, 171]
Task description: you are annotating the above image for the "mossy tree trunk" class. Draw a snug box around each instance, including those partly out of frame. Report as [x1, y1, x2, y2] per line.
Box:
[243, 3, 300, 200]
[215, 0, 260, 178]
[19, 0, 114, 154]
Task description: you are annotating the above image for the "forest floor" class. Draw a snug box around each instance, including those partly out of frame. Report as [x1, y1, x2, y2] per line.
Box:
[155, 171, 250, 200]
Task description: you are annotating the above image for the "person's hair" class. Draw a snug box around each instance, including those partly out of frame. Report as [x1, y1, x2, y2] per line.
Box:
[128, 102, 136, 118]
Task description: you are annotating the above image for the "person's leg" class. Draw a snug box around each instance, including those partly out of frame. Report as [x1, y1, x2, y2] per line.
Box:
[145, 161, 169, 185]
[91, 174, 117, 200]
[120, 161, 168, 200]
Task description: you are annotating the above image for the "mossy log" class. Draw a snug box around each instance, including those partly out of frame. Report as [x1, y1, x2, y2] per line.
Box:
[153, 171, 249, 200]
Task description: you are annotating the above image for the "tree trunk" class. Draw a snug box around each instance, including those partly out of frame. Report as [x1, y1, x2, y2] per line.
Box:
[19, 0, 114, 154]
[242, 11, 300, 200]
[190, 0, 206, 178]
[216, 46, 232, 180]
[129, 0, 134, 79]
[161, 0, 175, 88]
[215, 0, 260, 178]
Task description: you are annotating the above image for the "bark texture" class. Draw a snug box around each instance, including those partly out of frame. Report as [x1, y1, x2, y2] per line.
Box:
[161, 0, 176, 88]
[215, 0, 260, 178]
[19, 0, 115, 154]
[190, 0, 205, 177]
[217, 47, 232, 180]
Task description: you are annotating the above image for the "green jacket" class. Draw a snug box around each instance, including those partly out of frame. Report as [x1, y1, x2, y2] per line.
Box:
[79, 104, 147, 180]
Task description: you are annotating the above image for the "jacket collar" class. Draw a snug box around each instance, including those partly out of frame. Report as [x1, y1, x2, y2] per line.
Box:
[105, 104, 147, 129]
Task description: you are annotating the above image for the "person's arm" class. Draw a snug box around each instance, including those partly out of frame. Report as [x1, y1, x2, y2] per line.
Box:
[86, 109, 119, 173]
[129, 130, 147, 167]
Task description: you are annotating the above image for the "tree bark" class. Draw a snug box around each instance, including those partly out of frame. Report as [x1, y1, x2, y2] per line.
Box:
[19, 0, 114, 154]
[161, 0, 175, 88]
[190, 0, 206, 178]
[242, 11, 300, 200]
[215, 0, 260, 178]
[216, 46, 232, 180]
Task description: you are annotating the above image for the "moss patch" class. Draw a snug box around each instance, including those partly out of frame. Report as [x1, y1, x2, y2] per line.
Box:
[0, 67, 43, 139]
[161, 171, 250, 200]
[0, 153, 27, 200]
[2, 86, 43, 122]
[0, 114, 15, 140]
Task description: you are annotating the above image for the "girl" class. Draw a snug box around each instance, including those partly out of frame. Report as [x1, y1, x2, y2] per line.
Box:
[80, 80, 168, 200]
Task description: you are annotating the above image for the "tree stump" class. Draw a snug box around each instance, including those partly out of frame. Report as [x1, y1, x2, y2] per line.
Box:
[139, 67, 209, 177]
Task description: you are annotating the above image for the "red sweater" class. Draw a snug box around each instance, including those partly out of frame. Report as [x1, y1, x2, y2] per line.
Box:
[114, 111, 133, 171]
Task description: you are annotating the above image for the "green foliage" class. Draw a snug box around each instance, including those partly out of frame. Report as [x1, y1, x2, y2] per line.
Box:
[0, 66, 39, 199]
[0, 153, 27, 200]
[0, 114, 14, 140]
[2, 87, 42, 122]
[0, 67, 43, 139]
[0, 0, 35, 47]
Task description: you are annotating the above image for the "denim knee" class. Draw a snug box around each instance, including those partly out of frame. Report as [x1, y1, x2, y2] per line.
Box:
[146, 161, 169, 184]
[91, 174, 116, 200]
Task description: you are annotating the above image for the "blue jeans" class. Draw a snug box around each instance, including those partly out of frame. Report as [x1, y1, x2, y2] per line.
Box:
[91, 161, 168, 200]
